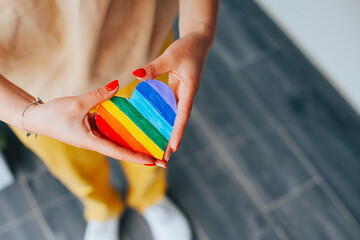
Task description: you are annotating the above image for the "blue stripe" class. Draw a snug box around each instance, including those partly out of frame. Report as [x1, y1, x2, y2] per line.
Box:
[129, 90, 172, 140]
[136, 82, 176, 126]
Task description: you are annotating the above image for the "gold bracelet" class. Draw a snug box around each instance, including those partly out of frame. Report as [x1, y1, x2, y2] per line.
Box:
[21, 97, 43, 138]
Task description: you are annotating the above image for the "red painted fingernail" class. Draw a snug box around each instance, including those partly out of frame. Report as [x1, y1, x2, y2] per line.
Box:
[106, 80, 119, 91]
[133, 68, 146, 78]
[144, 163, 156, 166]
[173, 142, 181, 152]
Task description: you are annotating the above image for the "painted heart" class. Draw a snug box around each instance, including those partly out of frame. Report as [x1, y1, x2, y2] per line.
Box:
[95, 79, 177, 160]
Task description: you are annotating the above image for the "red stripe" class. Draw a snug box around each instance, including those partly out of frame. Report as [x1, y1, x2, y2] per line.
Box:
[96, 105, 154, 157]
[95, 113, 132, 150]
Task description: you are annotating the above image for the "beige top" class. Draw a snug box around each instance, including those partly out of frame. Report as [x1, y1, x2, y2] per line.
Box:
[0, 0, 178, 100]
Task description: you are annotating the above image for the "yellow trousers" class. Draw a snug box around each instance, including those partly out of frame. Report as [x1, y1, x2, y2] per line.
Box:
[11, 32, 174, 222]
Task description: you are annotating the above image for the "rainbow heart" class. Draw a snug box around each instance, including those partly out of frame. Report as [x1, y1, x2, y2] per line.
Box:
[95, 79, 177, 159]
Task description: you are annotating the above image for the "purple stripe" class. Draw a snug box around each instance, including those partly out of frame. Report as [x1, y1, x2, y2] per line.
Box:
[146, 80, 177, 113]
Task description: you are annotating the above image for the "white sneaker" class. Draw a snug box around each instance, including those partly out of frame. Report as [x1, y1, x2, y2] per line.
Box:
[143, 198, 192, 240]
[84, 216, 120, 240]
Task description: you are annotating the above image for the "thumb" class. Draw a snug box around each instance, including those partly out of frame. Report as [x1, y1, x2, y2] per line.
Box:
[133, 55, 170, 80]
[79, 80, 119, 112]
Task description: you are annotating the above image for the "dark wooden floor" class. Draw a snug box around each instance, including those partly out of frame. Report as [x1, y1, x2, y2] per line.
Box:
[1, 0, 360, 239]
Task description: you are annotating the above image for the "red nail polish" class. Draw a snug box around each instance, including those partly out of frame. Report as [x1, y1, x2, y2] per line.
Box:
[133, 68, 146, 78]
[106, 80, 119, 91]
[173, 142, 181, 152]
[144, 163, 156, 166]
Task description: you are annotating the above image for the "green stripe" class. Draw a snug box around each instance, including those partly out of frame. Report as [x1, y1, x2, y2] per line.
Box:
[110, 97, 168, 151]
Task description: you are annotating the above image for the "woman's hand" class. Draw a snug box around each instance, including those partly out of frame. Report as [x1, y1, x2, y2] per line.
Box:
[132, 31, 215, 163]
[24, 80, 156, 165]
[133, 0, 220, 166]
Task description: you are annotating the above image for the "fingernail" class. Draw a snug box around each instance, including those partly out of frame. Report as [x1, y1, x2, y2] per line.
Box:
[133, 68, 146, 78]
[172, 142, 181, 152]
[155, 163, 167, 168]
[144, 163, 156, 166]
[106, 80, 119, 91]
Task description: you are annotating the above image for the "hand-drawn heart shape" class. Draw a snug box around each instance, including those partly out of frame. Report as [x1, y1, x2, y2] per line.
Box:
[95, 79, 177, 160]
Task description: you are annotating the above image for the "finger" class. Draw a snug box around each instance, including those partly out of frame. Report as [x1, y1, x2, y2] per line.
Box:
[79, 80, 119, 112]
[170, 89, 195, 152]
[163, 144, 172, 162]
[89, 136, 156, 165]
[155, 159, 168, 168]
[132, 54, 172, 80]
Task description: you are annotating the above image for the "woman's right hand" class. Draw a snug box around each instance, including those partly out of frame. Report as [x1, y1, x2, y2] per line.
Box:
[24, 80, 156, 165]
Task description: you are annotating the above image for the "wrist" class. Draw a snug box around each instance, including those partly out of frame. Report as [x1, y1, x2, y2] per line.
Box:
[22, 99, 45, 135]
[180, 24, 216, 47]
[181, 32, 215, 55]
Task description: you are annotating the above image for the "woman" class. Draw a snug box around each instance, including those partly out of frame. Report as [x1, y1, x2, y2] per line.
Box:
[0, 0, 219, 239]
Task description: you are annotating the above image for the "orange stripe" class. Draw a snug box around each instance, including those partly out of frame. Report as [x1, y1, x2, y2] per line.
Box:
[97, 105, 153, 157]
[95, 113, 132, 150]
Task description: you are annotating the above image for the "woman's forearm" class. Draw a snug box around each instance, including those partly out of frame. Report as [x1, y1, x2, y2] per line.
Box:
[0, 74, 37, 131]
[179, 0, 220, 45]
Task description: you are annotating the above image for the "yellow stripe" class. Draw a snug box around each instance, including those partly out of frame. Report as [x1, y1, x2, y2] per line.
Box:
[101, 100, 164, 159]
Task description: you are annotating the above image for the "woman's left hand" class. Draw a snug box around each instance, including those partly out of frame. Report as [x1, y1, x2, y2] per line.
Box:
[132, 31, 214, 165]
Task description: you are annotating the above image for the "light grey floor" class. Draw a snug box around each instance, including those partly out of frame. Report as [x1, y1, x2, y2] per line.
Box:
[1, 0, 360, 239]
